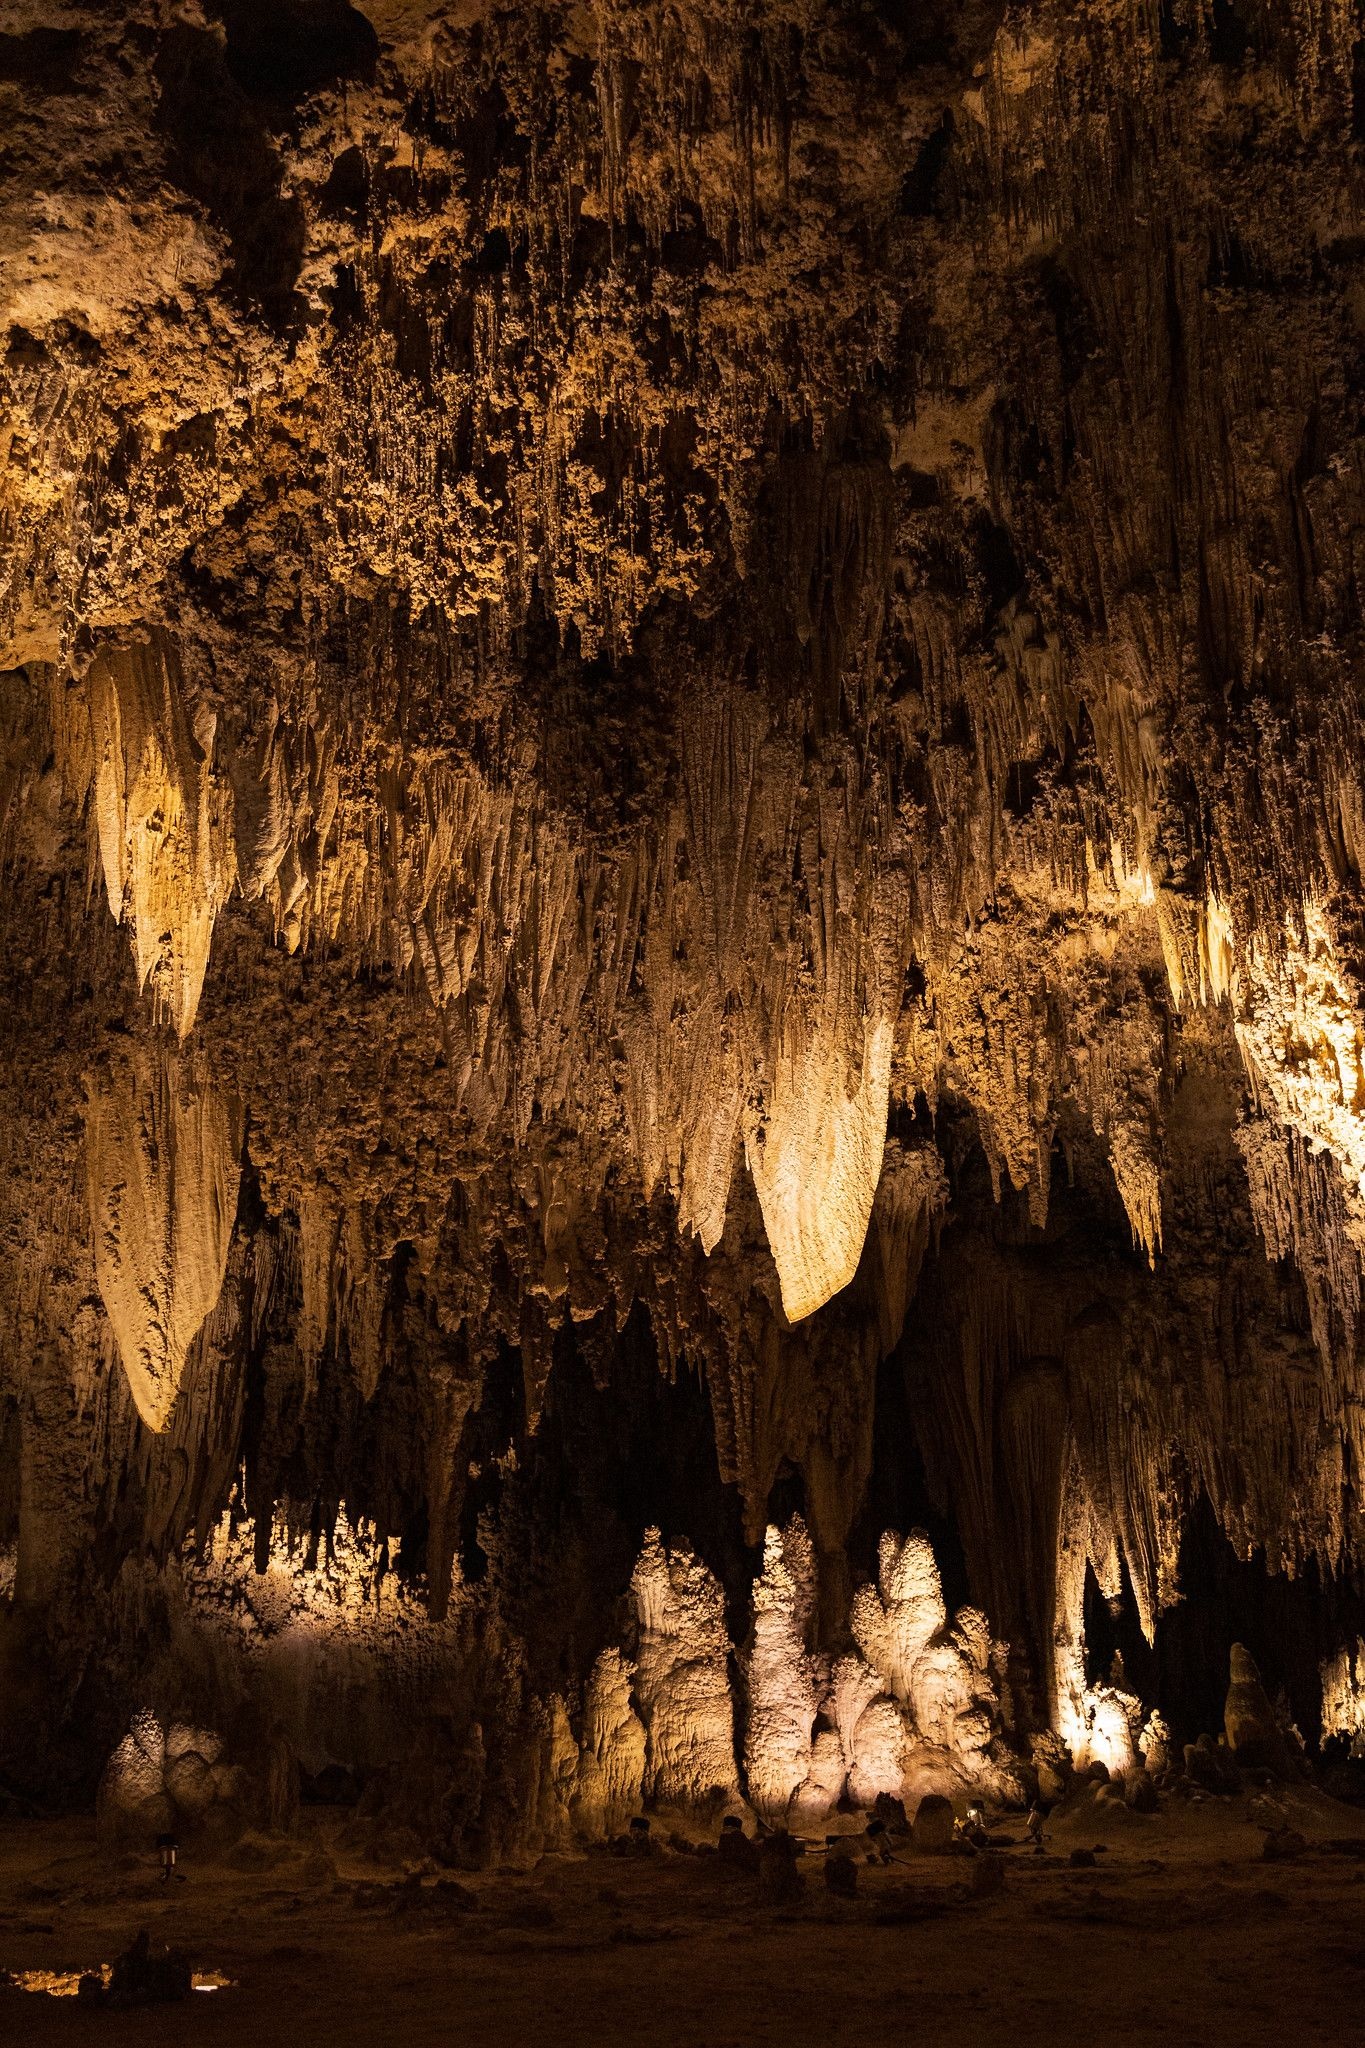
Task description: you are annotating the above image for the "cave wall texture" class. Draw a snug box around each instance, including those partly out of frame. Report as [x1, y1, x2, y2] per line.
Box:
[5, 0, 1365, 1844]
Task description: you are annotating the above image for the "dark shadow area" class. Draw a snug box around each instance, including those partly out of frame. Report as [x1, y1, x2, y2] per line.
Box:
[216, 0, 379, 107]
[849, 1346, 971, 1615]
[1085, 1494, 1365, 1749]
[154, 25, 307, 333]
[0, 27, 85, 93]
[461, 1305, 752, 1695]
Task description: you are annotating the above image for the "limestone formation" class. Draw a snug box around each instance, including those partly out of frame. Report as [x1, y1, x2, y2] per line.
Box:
[1224, 1645, 1284, 1774]
[571, 1649, 647, 1840]
[3, 0, 1365, 1868]
[740, 1518, 820, 1825]
[628, 1530, 740, 1809]
[97, 1712, 248, 1848]
[85, 1051, 243, 1431]
[909, 1792, 956, 1856]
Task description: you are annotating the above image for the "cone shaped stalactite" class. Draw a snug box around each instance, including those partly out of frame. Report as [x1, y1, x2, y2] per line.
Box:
[85, 1050, 243, 1432]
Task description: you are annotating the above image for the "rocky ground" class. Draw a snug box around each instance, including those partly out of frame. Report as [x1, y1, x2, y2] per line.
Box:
[2, 1790, 1363, 2047]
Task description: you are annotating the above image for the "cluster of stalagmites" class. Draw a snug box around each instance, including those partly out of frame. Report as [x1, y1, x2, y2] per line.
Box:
[97, 1517, 1318, 1862]
[579, 1520, 1023, 1835]
[97, 1710, 291, 1850]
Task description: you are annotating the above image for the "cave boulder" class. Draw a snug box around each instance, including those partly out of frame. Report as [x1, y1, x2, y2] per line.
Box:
[910, 1792, 956, 1853]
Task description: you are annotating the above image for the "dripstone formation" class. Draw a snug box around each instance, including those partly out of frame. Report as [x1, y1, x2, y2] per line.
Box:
[4, 0, 1365, 1853]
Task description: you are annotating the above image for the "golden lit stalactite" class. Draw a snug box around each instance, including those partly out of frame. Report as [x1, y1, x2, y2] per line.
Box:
[742, 759, 906, 1324]
[747, 1006, 896, 1322]
[1161, 888, 1365, 1342]
[85, 1049, 243, 1432]
[78, 637, 236, 1039]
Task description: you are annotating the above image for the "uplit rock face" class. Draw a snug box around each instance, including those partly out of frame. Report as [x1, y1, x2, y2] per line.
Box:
[5, 0, 1365, 1842]
[629, 1529, 740, 1809]
[741, 1518, 819, 1824]
[571, 1649, 647, 1839]
[574, 1522, 1023, 1830]
[846, 1529, 1019, 1805]
[1321, 1641, 1365, 1754]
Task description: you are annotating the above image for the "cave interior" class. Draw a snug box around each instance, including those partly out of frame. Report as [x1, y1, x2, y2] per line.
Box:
[4, 0, 1365, 2039]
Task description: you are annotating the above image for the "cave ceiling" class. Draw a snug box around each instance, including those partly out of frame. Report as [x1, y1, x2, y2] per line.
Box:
[4, 0, 1365, 1691]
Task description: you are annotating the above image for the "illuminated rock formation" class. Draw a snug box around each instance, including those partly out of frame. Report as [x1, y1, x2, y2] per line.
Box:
[629, 1529, 740, 1808]
[1321, 1642, 1365, 1755]
[76, 640, 235, 1040]
[85, 1051, 243, 1432]
[740, 1518, 820, 1824]
[748, 1006, 896, 1324]
[848, 1530, 1018, 1804]
[571, 1649, 647, 1839]
[588, 1523, 1029, 1826]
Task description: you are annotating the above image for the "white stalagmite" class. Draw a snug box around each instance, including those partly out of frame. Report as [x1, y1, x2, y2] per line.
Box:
[851, 1529, 948, 1702]
[827, 1653, 905, 1809]
[592, 1522, 1023, 1832]
[741, 1518, 819, 1823]
[847, 1528, 1015, 1802]
[571, 1647, 646, 1837]
[628, 1527, 740, 1806]
[86, 1050, 243, 1431]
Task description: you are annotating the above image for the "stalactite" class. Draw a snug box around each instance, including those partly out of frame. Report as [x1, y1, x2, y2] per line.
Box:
[85, 1049, 243, 1433]
[72, 639, 235, 1039]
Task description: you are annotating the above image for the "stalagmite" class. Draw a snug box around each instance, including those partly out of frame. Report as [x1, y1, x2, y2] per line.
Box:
[629, 1530, 740, 1807]
[571, 1649, 647, 1838]
[851, 1530, 948, 1704]
[741, 1519, 819, 1823]
[827, 1654, 906, 1810]
[1321, 1642, 1365, 1754]
[1224, 1645, 1283, 1772]
[85, 1052, 243, 1431]
[848, 1530, 1016, 1801]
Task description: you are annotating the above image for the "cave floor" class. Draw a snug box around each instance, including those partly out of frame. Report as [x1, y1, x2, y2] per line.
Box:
[0, 1787, 1362, 2047]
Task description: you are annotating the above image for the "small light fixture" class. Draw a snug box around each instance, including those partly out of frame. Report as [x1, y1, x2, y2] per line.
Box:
[156, 1832, 182, 1883]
